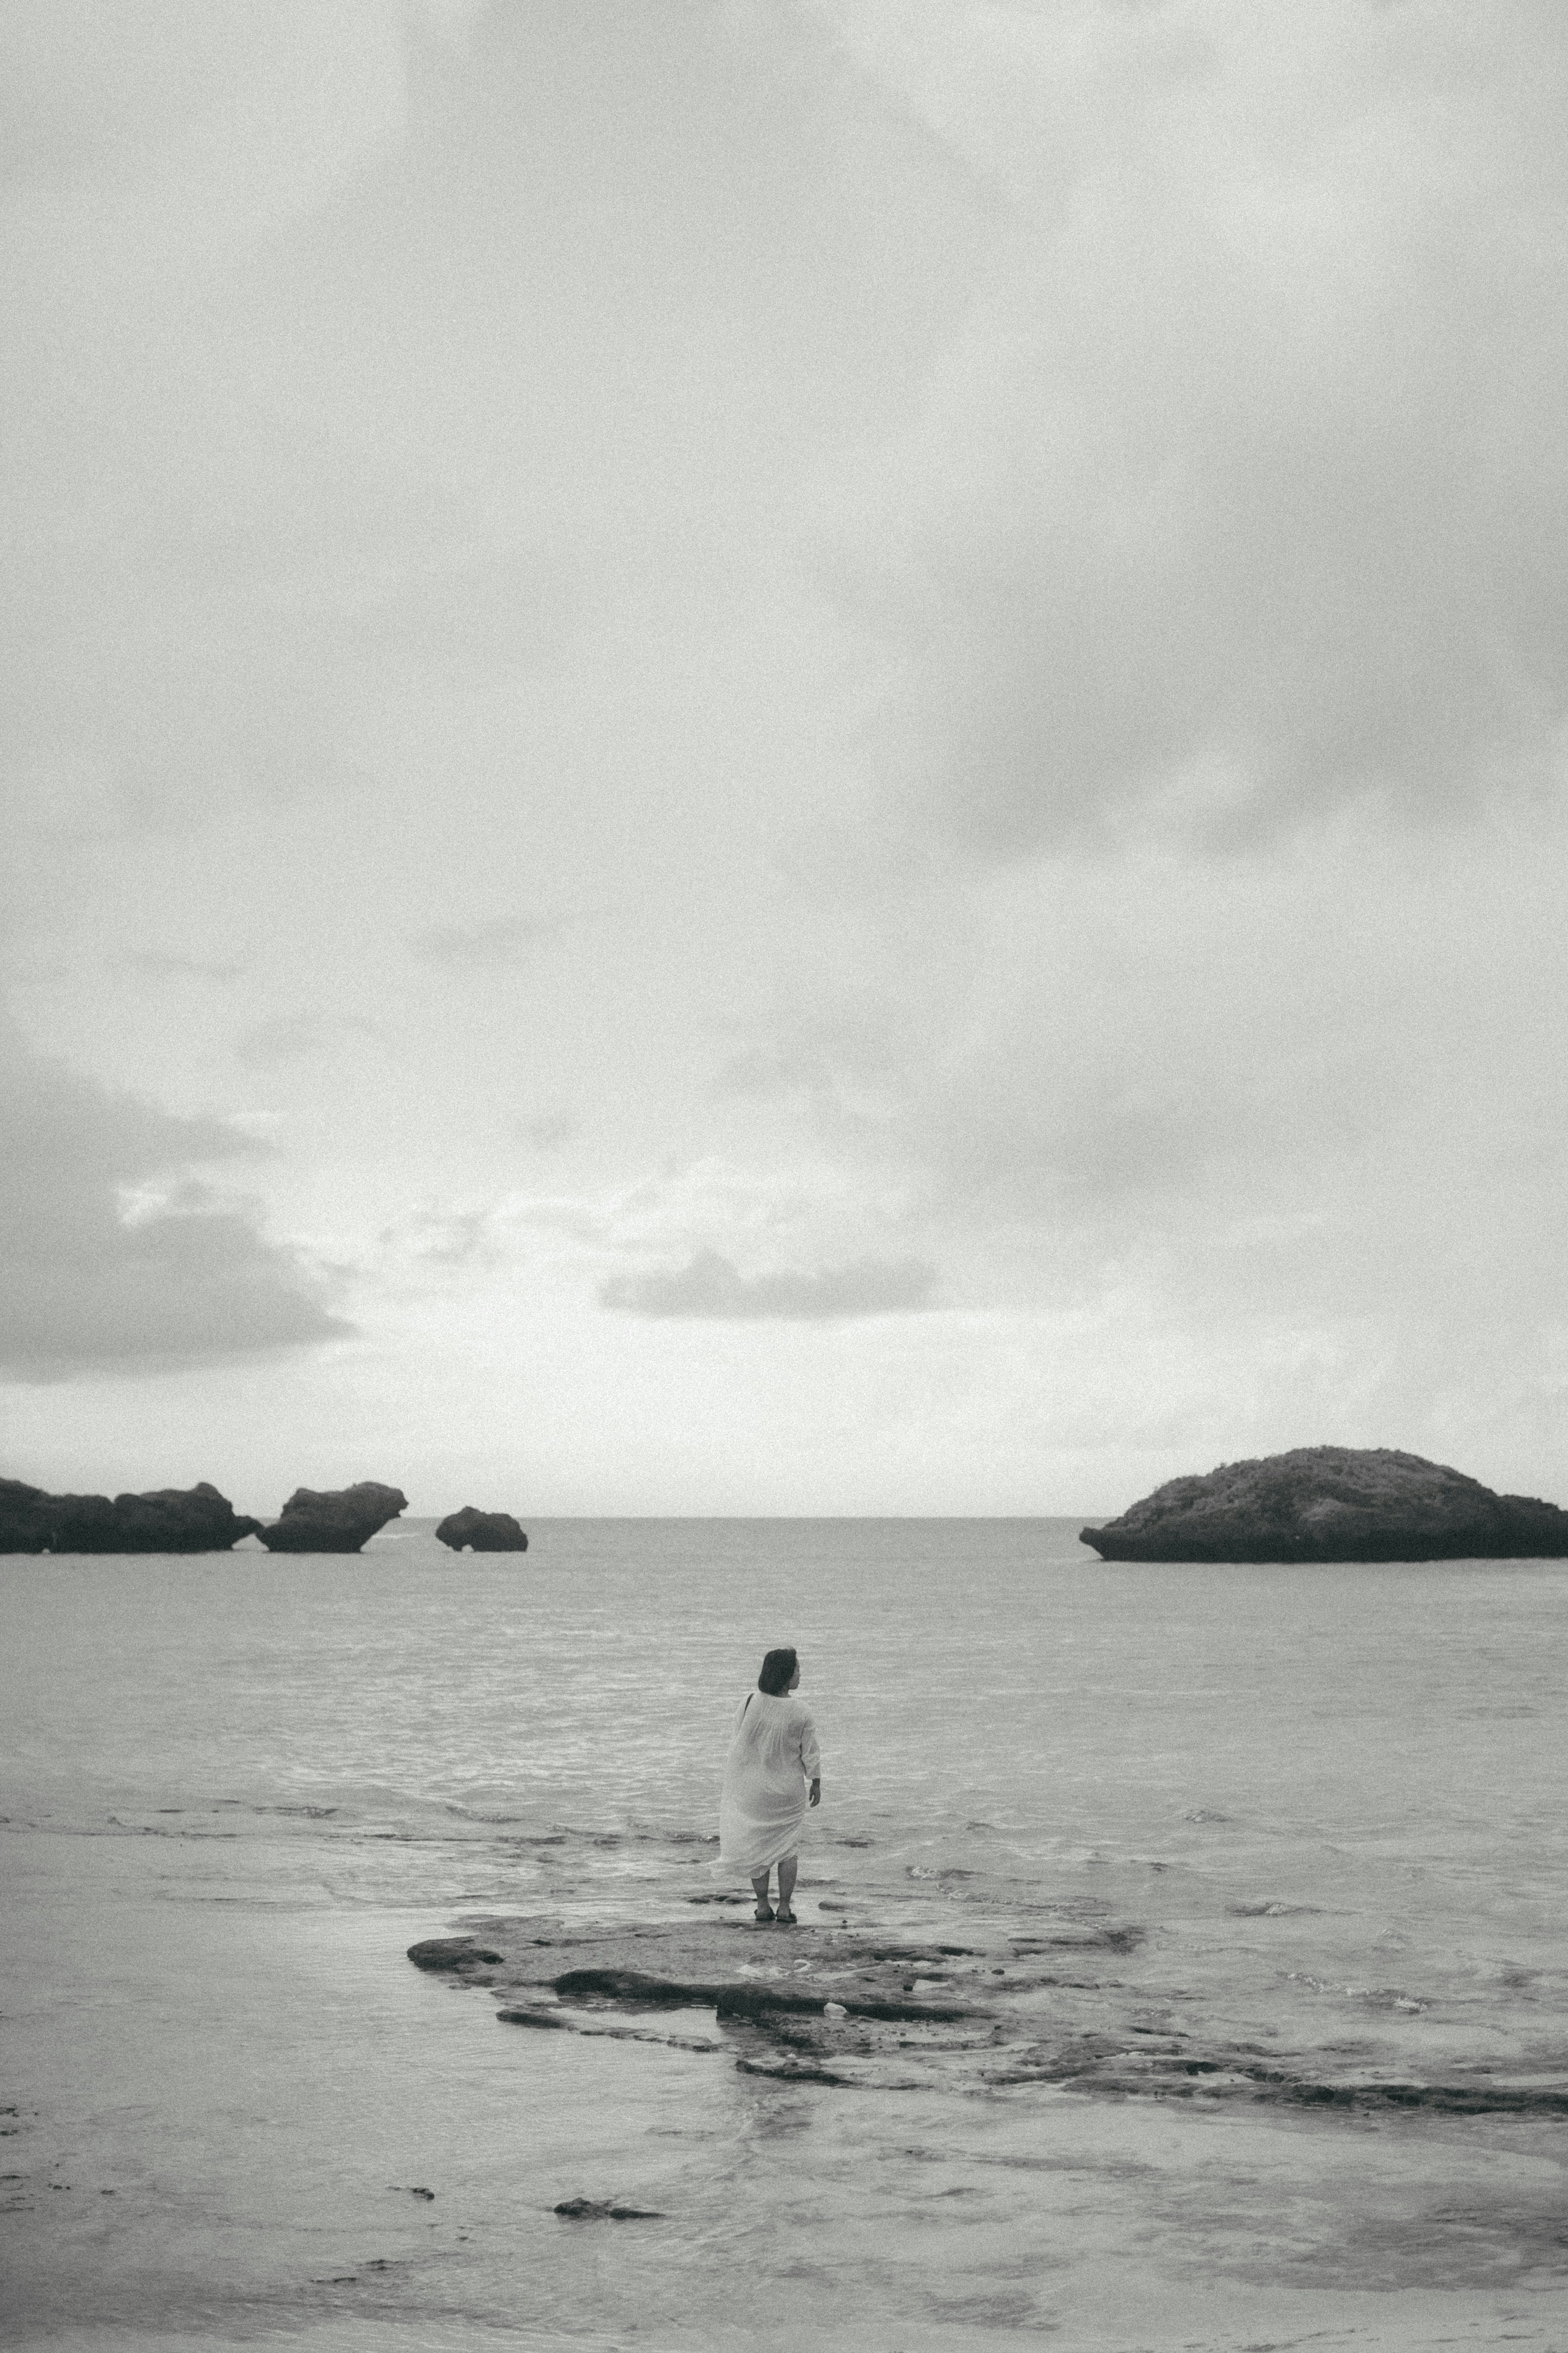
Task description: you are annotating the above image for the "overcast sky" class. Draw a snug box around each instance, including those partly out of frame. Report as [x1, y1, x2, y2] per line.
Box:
[4, 0, 1567, 1517]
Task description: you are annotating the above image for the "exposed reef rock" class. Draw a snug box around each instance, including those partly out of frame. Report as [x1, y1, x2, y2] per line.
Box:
[553, 2198, 664, 2221]
[258, 1481, 408, 1554]
[408, 1936, 505, 1971]
[436, 1506, 528, 1552]
[1082, 1446, 1568, 1563]
[409, 1914, 1568, 2114]
[0, 1477, 262, 1555]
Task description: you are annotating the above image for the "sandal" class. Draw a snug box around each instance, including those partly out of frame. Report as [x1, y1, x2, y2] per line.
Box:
[775, 1907, 797, 1926]
[754, 1902, 775, 1922]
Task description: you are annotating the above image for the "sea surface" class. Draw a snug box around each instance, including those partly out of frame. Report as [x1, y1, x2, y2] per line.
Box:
[3, 1517, 1566, 2352]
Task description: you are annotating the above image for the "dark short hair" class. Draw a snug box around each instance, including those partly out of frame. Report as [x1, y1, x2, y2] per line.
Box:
[757, 1646, 798, 1696]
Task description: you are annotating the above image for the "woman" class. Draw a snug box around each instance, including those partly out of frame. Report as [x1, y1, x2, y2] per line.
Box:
[718, 1646, 821, 1924]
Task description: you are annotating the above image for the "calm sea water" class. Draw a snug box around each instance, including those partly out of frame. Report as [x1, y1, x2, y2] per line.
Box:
[3, 1518, 1566, 2350]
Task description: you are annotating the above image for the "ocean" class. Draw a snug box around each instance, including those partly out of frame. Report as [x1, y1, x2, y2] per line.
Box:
[2, 1517, 1565, 2351]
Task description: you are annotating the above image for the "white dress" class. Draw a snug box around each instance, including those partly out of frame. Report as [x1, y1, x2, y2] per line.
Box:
[718, 1691, 821, 1875]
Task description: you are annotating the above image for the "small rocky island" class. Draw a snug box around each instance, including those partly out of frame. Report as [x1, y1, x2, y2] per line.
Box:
[2, 1475, 414, 1554]
[257, 1483, 408, 1553]
[436, 1507, 528, 1552]
[0, 1478, 263, 1554]
[1082, 1445, 1568, 1563]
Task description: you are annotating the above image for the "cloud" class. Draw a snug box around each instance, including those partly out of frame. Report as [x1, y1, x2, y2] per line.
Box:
[0, 1014, 349, 1379]
[518, 1109, 581, 1150]
[408, 0, 490, 49]
[234, 1015, 325, 1070]
[600, 1246, 936, 1320]
[409, 915, 564, 969]
[710, 1020, 903, 1108]
[709, 822, 1568, 1470]
[822, 0, 1568, 850]
[379, 1206, 503, 1269]
[125, 949, 245, 983]
[0, 2, 268, 192]
[0, 0, 410, 226]
[5, 2, 1568, 1508]
[233, 1012, 386, 1069]
[712, 1044, 832, 1100]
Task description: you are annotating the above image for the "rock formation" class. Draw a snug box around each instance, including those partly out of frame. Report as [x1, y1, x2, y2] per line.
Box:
[552, 2198, 664, 2221]
[436, 1506, 529, 1552]
[408, 1916, 1568, 2114]
[257, 1482, 408, 1554]
[1082, 1446, 1568, 1563]
[0, 1478, 263, 1554]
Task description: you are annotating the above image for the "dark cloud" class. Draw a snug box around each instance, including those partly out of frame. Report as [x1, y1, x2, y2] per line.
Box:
[0, 1016, 348, 1380]
[600, 1247, 936, 1320]
[845, 4, 1568, 852]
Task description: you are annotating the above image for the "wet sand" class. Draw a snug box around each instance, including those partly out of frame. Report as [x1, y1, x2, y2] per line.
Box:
[6, 1831, 1568, 2350]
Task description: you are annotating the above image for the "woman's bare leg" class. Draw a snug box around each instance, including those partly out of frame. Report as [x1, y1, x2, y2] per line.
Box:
[775, 1854, 798, 1920]
[751, 1869, 773, 1919]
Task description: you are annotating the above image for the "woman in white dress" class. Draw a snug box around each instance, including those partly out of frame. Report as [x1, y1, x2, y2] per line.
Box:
[718, 1646, 821, 1923]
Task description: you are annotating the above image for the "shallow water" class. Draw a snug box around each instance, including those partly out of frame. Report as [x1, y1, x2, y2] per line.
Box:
[3, 1518, 1566, 2347]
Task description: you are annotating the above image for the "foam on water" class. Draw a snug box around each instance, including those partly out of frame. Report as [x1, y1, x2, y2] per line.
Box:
[2, 1518, 1566, 2346]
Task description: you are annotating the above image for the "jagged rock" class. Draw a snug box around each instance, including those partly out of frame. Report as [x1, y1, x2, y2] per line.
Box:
[407, 1937, 505, 1971]
[258, 1482, 408, 1554]
[0, 1477, 263, 1555]
[1082, 1446, 1568, 1563]
[553, 2198, 664, 2221]
[436, 1506, 528, 1553]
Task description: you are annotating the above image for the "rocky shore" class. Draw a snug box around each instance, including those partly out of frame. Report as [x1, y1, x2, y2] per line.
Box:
[410, 1911, 1154, 2096]
[1083, 1445, 1568, 1563]
[406, 1910, 1568, 2117]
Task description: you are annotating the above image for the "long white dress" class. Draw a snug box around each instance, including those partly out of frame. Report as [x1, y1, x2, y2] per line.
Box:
[718, 1691, 821, 1875]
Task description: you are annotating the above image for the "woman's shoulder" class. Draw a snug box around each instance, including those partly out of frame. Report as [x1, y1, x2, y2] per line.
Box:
[753, 1689, 812, 1717]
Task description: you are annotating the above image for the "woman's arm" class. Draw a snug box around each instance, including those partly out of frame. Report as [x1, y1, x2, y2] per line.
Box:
[799, 1711, 821, 1801]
